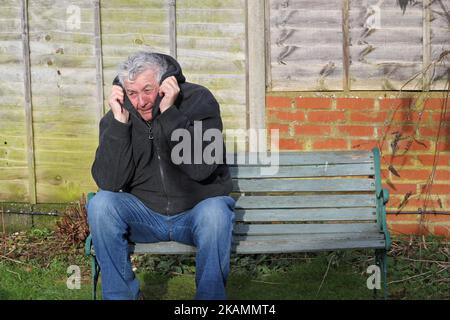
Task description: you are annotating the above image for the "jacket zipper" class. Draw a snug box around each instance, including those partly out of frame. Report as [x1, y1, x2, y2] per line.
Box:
[147, 121, 170, 215]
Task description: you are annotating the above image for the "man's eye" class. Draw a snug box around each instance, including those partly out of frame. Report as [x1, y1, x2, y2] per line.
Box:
[128, 92, 135, 96]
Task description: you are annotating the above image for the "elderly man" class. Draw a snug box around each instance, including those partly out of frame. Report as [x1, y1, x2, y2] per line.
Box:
[88, 51, 235, 300]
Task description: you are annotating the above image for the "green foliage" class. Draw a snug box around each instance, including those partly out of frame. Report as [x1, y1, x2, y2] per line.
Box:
[29, 227, 52, 238]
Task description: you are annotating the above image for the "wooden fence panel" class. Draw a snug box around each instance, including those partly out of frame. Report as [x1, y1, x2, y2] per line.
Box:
[100, 0, 170, 86]
[349, 0, 424, 90]
[0, 0, 29, 201]
[430, 0, 450, 90]
[176, 0, 247, 131]
[27, 0, 98, 202]
[268, 0, 449, 91]
[269, 0, 344, 91]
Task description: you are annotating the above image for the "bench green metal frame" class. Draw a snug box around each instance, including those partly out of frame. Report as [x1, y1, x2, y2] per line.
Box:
[85, 148, 391, 299]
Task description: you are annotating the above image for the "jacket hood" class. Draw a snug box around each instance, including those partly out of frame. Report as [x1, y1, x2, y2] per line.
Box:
[112, 53, 186, 121]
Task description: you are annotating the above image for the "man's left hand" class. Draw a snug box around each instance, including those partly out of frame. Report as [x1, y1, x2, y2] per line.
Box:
[159, 76, 180, 113]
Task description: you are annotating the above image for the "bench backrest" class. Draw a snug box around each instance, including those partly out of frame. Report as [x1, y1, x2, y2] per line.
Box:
[131, 148, 391, 255]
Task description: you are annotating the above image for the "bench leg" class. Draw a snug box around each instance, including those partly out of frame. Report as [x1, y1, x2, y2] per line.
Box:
[85, 234, 101, 300]
[91, 255, 100, 300]
[375, 249, 388, 300]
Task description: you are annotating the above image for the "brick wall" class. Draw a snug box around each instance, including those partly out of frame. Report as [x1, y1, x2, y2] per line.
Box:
[266, 93, 450, 237]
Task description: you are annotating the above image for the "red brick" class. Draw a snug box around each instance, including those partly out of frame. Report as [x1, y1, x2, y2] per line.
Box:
[391, 111, 428, 122]
[380, 98, 414, 110]
[424, 98, 450, 111]
[418, 154, 450, 166]
[271, 111, 305, 121]
[350, 111, 388, 123]
[268, 123, 289, 134]
[418, 127, 443, 138]
[389, 223, 422, 235]
[387, 214, 419, 222]
[437, 140, 450, 152]
[386, 197, 435, 212]
[396, 139, 431, 152]
[422, 215, 450, 223]
[389, 198, 443, 211]
[433, 226, 450, 237]
[385, 183, 417, 194]
[351, 139, 379, 150]
[266, 96, 292, 108]
[336, 98, 374, 110]
[421, 184, 450, 195]
[390, 169, 430, 181]
[312, 139, 347, 150]
[295, 97, 332, 109]
[384, 155, 415, 166]
[432, 112, 450, 122]
[295, 125, 331, 136]
[434, 169, 450, 180]
[279, 139, 302, 150]
[337, 126, 374, 137]
[308, 111, 346, 122]
[384, 126, 416, 136]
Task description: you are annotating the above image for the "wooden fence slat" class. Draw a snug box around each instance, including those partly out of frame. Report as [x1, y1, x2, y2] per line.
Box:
[21, 0, 36, 204]
[169, 0, 177, 59]
[94, 0, 104, 122]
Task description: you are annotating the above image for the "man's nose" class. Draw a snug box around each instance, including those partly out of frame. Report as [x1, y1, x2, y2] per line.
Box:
[137, 94, 145, 107]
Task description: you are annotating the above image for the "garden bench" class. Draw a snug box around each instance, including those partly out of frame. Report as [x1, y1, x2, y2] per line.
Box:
[85, 148, 391, 299]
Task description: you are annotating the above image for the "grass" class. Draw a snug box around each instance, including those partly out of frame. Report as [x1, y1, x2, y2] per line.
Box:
[0, 256, 91, 300]
[1, 229, 449, 300]
[138, 252, 376, 300]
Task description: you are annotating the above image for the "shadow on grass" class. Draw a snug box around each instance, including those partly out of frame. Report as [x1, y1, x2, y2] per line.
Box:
[0, 289, 11, 299]
[227, 256, 376, 300]
[138, 253, 378, 300]
[141, 273, 170, 300]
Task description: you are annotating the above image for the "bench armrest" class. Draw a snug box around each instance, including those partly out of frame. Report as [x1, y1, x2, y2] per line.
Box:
[377, 188, 389, 205]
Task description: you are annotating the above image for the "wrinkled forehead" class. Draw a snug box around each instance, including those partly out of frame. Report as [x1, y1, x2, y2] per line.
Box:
[124, 69, 159, 90]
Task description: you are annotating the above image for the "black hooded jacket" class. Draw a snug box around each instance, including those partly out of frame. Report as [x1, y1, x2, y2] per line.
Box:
[91, 54, 232, 215]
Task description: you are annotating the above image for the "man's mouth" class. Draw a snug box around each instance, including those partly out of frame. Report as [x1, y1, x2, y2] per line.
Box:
[140, 107, 152, 113]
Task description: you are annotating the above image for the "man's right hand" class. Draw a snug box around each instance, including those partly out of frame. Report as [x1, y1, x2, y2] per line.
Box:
[109, 85, 129, 123]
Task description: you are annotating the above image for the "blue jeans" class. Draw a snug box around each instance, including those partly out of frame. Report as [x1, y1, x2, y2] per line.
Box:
[87, 190, 235, 300]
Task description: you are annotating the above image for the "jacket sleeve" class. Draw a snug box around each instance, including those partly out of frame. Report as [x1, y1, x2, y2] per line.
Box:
[157, 88, 224, 181]
[91, 111, 135, 191]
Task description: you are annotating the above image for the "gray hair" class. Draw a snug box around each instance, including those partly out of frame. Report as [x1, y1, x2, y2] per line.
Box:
[117, 51, 168, 86]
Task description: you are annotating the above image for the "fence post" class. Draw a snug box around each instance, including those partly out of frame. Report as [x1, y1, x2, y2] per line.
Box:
[20, 0, 37, 205]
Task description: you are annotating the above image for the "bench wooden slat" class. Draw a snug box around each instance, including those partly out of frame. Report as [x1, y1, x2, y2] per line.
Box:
[234, 208, 377, 222]
[235, 195, 376, 209]
[233, 223, 379, 235]
[229, 163, 375, 178]
[233, 239, 386, 254]
[227, 151, 373, 166]
[232, 178, 375, 193]
[234, 232, 385, 242]
[131, 234, 385, 255]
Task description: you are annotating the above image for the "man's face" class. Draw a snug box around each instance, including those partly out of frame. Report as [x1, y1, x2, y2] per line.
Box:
[124, 69, 160, 121]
